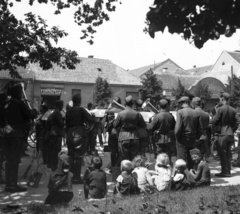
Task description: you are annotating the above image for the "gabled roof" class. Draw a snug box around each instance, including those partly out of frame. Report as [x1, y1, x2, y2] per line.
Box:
[129, 58, 183, 77]
[185, 65, 213, 76]
[29, 57, 141, 85]
[227, 51, 240, 65]
[0, 67, 34, 79]
[156, 74, 201, 90]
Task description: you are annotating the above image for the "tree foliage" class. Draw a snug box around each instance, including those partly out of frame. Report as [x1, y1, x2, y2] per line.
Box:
[146, 0, 240, 48]
[225, 74, 240, 105]
[138, 69, 163, 106]
[0, 1, 84, 78]
[193, 82, 212, 102]
[172, 78, 192, 100]
[93, 76, 112, 107]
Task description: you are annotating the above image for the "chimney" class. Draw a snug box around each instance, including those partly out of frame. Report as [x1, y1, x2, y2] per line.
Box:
[88, 55, 94, 58]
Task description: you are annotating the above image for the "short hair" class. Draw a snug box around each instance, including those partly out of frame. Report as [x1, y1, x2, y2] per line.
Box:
[132, 155, 146, 168]
[55, 100, 64, 110]
[175, 159, 187, 170]
[92, 156, 102, 169]
[156, 153, 169, 166]
[120, 160, 132, 172]
[72, 94, 81, 105]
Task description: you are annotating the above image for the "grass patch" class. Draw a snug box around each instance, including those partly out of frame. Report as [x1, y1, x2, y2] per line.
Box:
[15, 185, 240, 213]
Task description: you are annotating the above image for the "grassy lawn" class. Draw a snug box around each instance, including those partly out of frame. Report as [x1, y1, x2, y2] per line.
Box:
[21, 185, 240, 214]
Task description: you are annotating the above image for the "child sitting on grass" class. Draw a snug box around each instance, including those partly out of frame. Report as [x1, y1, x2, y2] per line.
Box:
[189, 148, 211, 187]
[83, 156, 107, 200]
[170, 159, 195, 191]
[114, 160, 139, 197]
[146, 153, 172, 192]
[132, 155, 151, 193]
[45, 150, 73, 205]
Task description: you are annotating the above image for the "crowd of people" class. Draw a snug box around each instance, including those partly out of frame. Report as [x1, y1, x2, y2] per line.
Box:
[0, 80, 239, 205]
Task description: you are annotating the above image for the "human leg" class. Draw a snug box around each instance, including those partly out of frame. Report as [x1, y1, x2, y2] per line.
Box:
[129, 139, 139, 161]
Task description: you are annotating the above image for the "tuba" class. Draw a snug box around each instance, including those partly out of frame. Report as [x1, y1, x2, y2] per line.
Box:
[141, 98, 159, 114]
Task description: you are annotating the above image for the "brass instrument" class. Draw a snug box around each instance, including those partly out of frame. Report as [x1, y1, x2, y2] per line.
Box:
[141, 98, 159, 114]
[107, 99, 126, 111]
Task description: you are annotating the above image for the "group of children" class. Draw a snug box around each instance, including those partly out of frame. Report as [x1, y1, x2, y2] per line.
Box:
[44, 148, 211, 204]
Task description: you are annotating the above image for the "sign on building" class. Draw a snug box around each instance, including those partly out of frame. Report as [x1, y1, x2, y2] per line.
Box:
[41, 88, 62, 95]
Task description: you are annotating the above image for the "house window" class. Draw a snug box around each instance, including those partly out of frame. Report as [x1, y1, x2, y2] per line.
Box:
[72, 89, 81, 97]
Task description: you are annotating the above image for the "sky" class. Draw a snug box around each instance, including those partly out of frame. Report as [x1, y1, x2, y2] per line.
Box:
[10, 0, 240, 71]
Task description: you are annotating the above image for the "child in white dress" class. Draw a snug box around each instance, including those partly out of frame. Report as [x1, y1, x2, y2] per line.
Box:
[147, 153, 172, 191]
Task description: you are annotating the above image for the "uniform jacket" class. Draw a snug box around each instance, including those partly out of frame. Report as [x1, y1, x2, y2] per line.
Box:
[3, 98, 34, 137]
[194, 107, 210, 140]
[148, 109, 174, 144]
[47, 109, 64, 137]
[212, 104, 237, 136]
[114, 106, 146, 141]
[65, 106, 95, 130]
[175, 104, 200, 141]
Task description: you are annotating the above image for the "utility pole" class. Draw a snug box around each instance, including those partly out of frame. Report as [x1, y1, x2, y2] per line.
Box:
[231, 65, 234, 96]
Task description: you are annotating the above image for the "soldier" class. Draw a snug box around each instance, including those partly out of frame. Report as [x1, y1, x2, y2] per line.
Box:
[135, 99, 149, 156]
[65, 94, 95, 184]
[175, 96, 200, 170]
[105, 97, 123, 168]
[212, 93, 237, 177]
[148, 99, 175, 160]
[3, 81, 37, 192]
[191, 97, 210, 161]
[114, 95, 146, 161]
[47, 100, 64, 171]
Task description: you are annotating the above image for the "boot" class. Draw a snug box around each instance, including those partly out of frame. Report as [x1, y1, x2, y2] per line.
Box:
[5, 164, 27, 193]
[72, 158, 83, 184]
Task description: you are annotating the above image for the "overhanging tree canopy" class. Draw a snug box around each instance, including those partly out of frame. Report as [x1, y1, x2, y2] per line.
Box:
[147, 0, 240, 48]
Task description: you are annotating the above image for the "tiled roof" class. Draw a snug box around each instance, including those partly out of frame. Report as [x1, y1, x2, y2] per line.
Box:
[129, 59, 183, 77]
[156, 74, 201, 90]
[227, 51, 240, 65]
[29, 57, 141, 85]
[0, 67, 34, 79]
[185, 65, 213, 76]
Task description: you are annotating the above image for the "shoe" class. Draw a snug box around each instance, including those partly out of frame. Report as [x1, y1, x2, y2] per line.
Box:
[232, 162, 240, 167]
[5, 184, 27, 193]
[72, 177, 83, 184]
[215, 173, 231, 178]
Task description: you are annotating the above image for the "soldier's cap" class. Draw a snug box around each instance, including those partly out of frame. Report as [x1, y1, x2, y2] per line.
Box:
[136, 99, 143, 106]
[192, 97, 201, 103]
[190, 148, 201, 156]
[125, 95, 133, 104]
[178, 96, 189, 103]
[221, 92, 230, 99]
[159, 99, 168, 107]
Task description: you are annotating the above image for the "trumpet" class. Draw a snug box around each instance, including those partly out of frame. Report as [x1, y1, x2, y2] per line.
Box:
[141, 98, 159, 114]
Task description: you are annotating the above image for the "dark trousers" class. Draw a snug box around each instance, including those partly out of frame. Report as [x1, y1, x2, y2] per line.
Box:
[216, 135, 234, 174]
[48, 135, 62, 170]
[3, 137, 23, 187]
[118, 139, 139, 161]
[176, 138, 196, 170]
[108, 134, 119, 167]
[156, 143, 172, 161]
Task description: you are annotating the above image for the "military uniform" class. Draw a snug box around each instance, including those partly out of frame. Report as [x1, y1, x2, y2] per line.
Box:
[47, 105, 64, 171]
[114, 104, 146, 161]
[65, 105, 94, 183]
[148, 108, 174, 160]
[105, 107, 122, 167]
[212, 99, 237, 176]
[194, 105, 210, 158]
[3, 97, 36, 192]
[175, 97, 200, 169]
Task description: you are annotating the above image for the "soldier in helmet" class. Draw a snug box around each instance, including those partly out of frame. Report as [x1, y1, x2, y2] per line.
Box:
[3, 81, 37, 192]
